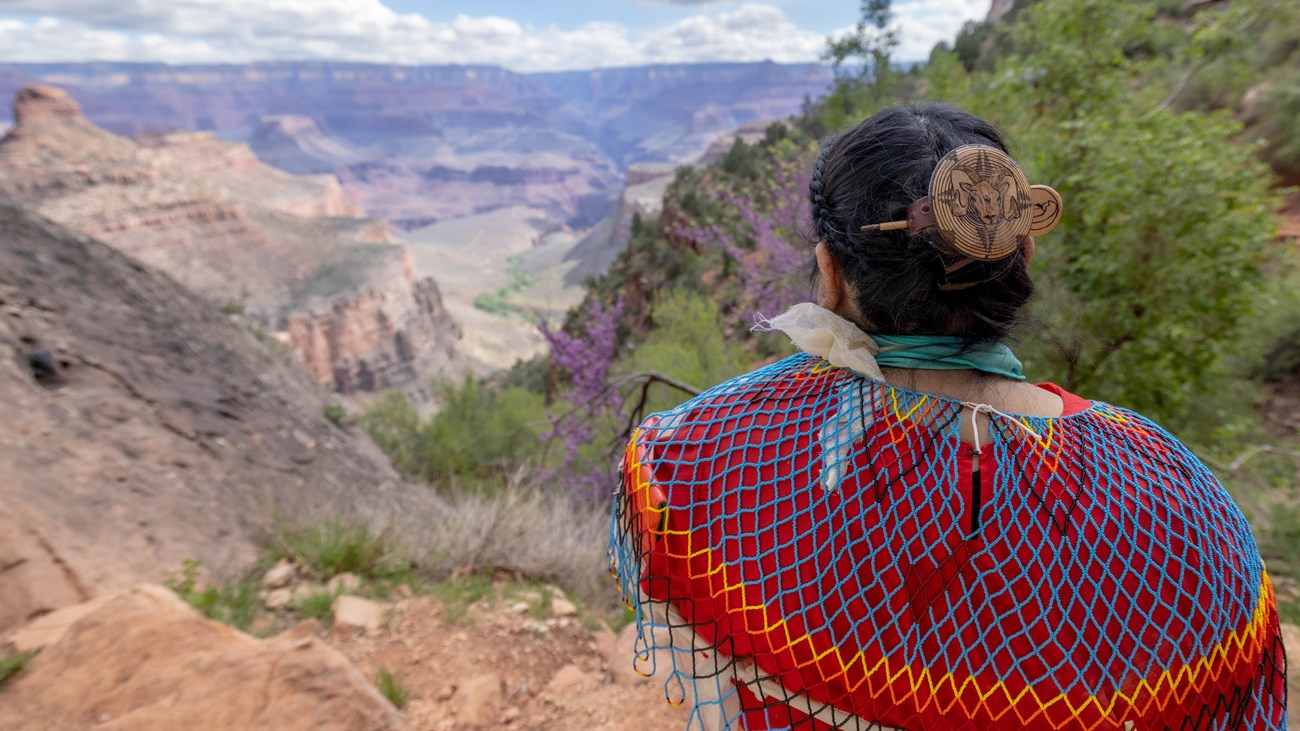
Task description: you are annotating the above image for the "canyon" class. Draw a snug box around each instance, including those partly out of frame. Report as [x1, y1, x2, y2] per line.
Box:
[0, 85, 463, 395]
[0, 61, 830, 226]
[0, 61, 830, 373]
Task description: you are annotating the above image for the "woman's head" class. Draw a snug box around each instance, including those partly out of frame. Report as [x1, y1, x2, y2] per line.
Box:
[809, 103, 1033, 341]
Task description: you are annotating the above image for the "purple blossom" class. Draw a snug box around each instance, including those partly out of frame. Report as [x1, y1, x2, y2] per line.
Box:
[539, 299, 625, 499]
[675, 155, 812, 317]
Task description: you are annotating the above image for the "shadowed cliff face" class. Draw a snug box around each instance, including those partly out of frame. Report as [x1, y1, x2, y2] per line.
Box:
[0, 203, 428, 633]
[0, 85, 463, 395]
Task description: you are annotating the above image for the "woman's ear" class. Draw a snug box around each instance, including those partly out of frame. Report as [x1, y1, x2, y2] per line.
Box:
[815, 242, 844, 312]
[1023, 236, 1036, 266]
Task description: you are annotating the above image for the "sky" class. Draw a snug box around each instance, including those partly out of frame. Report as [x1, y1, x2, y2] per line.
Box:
[0, 0, 990, 73]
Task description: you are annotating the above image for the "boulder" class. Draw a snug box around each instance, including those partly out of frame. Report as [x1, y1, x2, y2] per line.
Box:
[3, 594, 114, 654]
[551, 597, 578, 617]
[543, 664, 595, 697]
[325, 572, 362, 595]
[262, 560, 295, 589]
[263, 588, 293, 610]
[590, 627, 616, 666]
[332, 595, 383, 639]
[0, 584, 408, 730]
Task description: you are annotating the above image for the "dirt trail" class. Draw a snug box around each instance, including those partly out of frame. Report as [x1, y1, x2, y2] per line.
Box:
[332, 592, 692, 730]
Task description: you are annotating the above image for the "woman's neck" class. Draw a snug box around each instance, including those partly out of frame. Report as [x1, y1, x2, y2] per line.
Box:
[879, 366, 1063, 419]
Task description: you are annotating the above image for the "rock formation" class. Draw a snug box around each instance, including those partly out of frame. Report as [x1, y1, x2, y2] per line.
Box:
[0, 203, 428, 633]
[0, 586, 409, 731]
[561, 162, 677, 287]
[0, 61, 831, 230]
[0, 85, 462, 394]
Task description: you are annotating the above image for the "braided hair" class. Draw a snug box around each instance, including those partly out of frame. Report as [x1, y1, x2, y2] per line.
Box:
[809, 103, 1033, 341]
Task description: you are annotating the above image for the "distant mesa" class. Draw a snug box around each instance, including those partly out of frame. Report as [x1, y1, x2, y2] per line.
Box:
[12, 83, 82, 126]
[0, 84, 464, 396]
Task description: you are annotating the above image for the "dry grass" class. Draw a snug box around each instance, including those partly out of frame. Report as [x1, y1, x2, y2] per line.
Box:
[259, 467, 613, 607]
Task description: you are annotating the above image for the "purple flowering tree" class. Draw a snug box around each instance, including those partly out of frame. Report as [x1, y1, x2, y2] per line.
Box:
[539, 298, 625, 498]
[675, 149, 813, 318]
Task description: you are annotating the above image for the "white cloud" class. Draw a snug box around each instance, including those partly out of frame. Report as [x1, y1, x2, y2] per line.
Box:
[893, 0, 990, 60]
[0, 1, 987, 70]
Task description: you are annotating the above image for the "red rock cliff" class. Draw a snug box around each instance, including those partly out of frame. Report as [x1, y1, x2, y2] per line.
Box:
[0, 84, 461, 394]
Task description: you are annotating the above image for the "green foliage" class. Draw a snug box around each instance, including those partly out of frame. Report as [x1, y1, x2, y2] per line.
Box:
[358, 391, 424, 477]
[423, 377, 547, 480]
[359, 378, 547, 486]
[376, 666, 411, 710]
[951, 20, 992, 72]
[1024, 111, 1276, 435]
[895, 0, 1281, 441]
[472, 259, 534, 318]
[433, 574, 496, 624]
[472, 290, 511, 316]
[825, 0, 898, 94]
[165, 559, 260, 631]
[323, 403, 348, 428]
[293, 589, 339, 622]
[621, 290, 753, 414]
[494, 355, 548, 394]
[270, 522, 409, 583]
[1262, 77, 1300, 175]
[0, 650, 37, 689]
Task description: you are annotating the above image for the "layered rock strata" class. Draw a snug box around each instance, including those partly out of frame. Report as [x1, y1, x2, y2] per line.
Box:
[0, 85, 461, 394]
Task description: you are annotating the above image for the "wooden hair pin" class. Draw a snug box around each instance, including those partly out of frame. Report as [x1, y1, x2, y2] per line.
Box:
[860, 145, 1063, 262]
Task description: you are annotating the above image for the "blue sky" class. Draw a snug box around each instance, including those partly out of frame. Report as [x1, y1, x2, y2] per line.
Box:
[0, 1, 990, 71]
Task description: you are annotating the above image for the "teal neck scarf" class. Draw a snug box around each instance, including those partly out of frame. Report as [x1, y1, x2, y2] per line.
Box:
[871, 334, 1025, 381]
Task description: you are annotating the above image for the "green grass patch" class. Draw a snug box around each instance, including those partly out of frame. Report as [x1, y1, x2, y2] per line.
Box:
[432, 574, 496, 624]
[165, 560, 260, 631]
[376, 666, 411, 709]
[269, 522, 410, 584]
[323, 403, 348, 428]
[0, 650, 37, 689]
[293, 589, 340, 623]
[472, 259, 534, 318]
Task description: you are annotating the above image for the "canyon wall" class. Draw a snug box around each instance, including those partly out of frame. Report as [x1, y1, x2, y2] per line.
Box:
[0, 61, 831, 231]
[0, 85, 462, 394]
[0, 203, 430, 632]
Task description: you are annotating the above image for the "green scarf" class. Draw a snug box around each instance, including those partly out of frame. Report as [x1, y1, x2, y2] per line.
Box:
[871, 334, 1025, 381]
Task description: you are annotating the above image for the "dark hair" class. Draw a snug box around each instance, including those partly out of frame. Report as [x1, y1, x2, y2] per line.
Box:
[809, 103, 1033, 341]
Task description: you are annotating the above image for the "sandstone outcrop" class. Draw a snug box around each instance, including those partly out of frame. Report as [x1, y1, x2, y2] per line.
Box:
[0, 586, 409, 731]
[0, 204, 425, 632]
[0, 84, 462, 394]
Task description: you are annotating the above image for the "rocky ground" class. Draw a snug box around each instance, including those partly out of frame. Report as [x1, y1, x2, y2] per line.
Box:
[0, 570, 693, 731]
[3, 554, 1296, 731]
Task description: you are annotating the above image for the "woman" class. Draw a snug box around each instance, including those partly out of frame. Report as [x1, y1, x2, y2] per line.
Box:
[609, 104, 1288, 730]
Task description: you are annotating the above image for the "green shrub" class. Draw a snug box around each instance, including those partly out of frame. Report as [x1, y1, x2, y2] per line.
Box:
[0, 650, 37, 689]
[621, 290, 754, 414]
[376, 666, 411, 709]
[357, 391, 424, 478]
[269, 522, 408, 583]
[433, 574, 496, 624]
[359, 377, 547, 486]
[165, 560, 260, 631]
[293, 589, 339, 623]
[323, 403, 348, 428]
